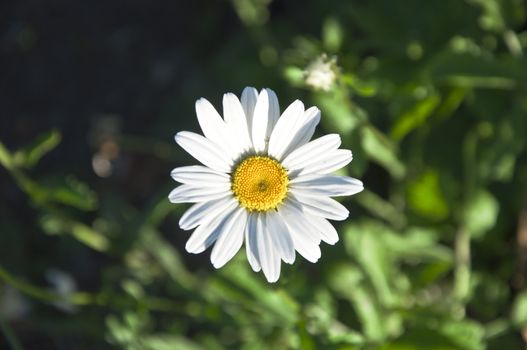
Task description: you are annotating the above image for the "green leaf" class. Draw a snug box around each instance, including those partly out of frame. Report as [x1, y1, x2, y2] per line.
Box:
[439, 319, 486, 350]
[463, 189, 499, 239]
[380, 327, 466, 350]
[141, 335, 207, 350]
[47, 176, 98, 211]
[215, 259, 300, 325]
[297, 321, 316, 350]
[140, 227, 195, 289]
[71, 223, 110, 251]
[466, 0, 505, 32]
[40, 214, 110, 252]
[384, 227, 453, 263]
[231, 0, 271, 27]
[354, 189, 406, 228]
[329, 264, 385, 341]
[14, 130, 61, 168]
[415, 261, 452, 287]
[435, 87, 467, 120]
[328, 264, 386, 342]
[322, 17, 343, 52]
[512, 291, 527, 328]
[348, 285, 386, 342]
[328, 263, 364, 292]
[361, 125, 406, 179]
[0, 142, 15, 170]
[429, 53, 522, 90]
[406, 170, 450, 221]
[390, 94, 441, 141]
[342, 74, 378, 97]
[283, 66, 305, 86]
[315, 88, 362, 134]
[477, 118, 524, 183]
[345, 223, 395, 307]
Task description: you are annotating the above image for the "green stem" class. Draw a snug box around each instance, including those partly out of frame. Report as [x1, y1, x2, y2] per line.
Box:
[454, 226, 471, 305]
[0, 317, 23, 350]
[454, 129, 479, 308]
[0, 142, 14, 170]
[0, 265, 183, 312]
[355, 189, 406, 229]
[0, 265, 62, 304]
[485, 318, 512, 340]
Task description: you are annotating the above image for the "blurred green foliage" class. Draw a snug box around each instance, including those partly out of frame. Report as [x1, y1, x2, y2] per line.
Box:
[2, 0, 527, 349]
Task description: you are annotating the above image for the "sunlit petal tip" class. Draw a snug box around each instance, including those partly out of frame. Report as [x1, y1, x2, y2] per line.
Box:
[304, 106, 321, 119]
[241, 87, 259, 118]
[242, 86, 258, 96]
[174, 131, 183, 143]
[264, 87, 276, 95]
[266, 275, 279, 283]
[184, 242, 197, 254]
[251, 89, 271, 152]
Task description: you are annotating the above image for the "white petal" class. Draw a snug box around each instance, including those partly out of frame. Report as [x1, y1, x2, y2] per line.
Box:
[195, 98, 226, 144]
[266, 88, 280, 136]
[175, 131, 232, 172]
[282, 134, 341, 171]
[223, 93, 252, 153]
[245, 213, 261, 272]
[270, 105, 321, 160]
[171, 165, 229, 186]
[179, 197, 237, 230]
[266, 212, 295, 264]
[168, 184, 230, 203]
[195, 98, 239, 160]
[289, 193, 349, 221]
[257, 214, 281, 283]
[251, 89, 270, 153]
[241, 87, 258, 127]
[291, 175, 364, 197]
[211, 207, 248, 268]
[305, 215, 339, 245]
[282, 106, 321, 157]
[298, 149, 352, 175]
[279, 202, 321, 244]
[290, 232, 321, 263]
[279, 206, 321, 263]
[267, 100, 305, 160]
[185, 200, 238, 253]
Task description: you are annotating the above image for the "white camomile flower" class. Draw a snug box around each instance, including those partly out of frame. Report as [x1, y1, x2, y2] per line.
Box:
[169, 87, 363, 283]
[304, 54, 338, 92]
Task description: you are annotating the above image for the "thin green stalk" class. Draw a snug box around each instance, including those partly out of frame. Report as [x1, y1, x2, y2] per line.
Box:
[454, 129, 479, 308]
[355, 189, 406, 229]
[0, 265, 183, 312]
[0, 265, 62, 304]
[0, 317, 23, 350]
[0, 142, 15, 170]
[485, 318, 512, 340]
[454, 226, 471, 304]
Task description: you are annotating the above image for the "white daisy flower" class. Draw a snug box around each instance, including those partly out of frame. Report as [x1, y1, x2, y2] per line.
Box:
[305, 54, 338, 92]
[169, 87, 363, 283]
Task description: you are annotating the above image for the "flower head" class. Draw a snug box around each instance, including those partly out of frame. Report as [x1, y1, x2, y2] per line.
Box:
[169, 87, 363, 282]
[304, 54, 339, 91]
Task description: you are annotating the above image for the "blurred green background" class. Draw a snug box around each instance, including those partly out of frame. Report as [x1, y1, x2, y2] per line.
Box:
[2, 0, 527, 349]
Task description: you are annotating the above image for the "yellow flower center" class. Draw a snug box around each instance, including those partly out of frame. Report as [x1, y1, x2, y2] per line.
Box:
[231, 156, 289, 212]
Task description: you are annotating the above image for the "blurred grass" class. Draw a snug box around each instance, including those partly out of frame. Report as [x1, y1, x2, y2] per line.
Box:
[1, 0, 527, 349]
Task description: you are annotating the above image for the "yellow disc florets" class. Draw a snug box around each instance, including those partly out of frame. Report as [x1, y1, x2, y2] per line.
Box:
[231, 156, 289, 212]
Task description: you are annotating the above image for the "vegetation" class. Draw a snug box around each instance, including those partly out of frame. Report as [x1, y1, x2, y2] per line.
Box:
[1, 0, 527, 349]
